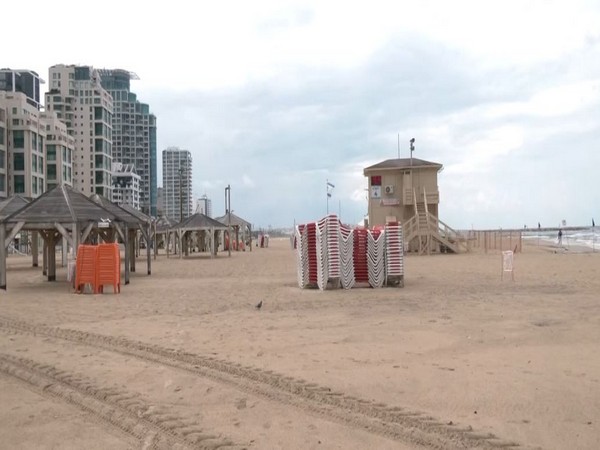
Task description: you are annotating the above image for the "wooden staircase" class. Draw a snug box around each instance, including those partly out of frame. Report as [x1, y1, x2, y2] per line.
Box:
[403, 189, 468, 255]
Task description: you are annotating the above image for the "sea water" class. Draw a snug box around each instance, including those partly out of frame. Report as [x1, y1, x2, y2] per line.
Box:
[522, 227, 599, 250]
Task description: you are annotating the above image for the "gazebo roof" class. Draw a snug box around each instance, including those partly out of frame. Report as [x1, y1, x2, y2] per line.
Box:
[214, 212, 252, 228]
[89, 194, 144, 226]
[154, 215, 173, 233]
[119, 203, 153, 224]
[0, 196, 30, 220]
[174, 213, 229, 230]
[1, 185, 118, 225]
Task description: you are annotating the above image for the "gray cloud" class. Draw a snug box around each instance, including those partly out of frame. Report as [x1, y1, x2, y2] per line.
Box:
[141, 34, 600, 228]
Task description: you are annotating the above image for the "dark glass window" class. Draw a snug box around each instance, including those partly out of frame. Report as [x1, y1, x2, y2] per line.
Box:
[14, 175, 25, 193]
[13, 152, 25, 170]
[13, 130, 24, 148]
[47, 144, 56, 161]
[47, 164, 57, 180]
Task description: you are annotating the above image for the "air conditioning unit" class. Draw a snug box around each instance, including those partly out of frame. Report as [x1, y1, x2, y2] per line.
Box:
[384, 185, 395, 195]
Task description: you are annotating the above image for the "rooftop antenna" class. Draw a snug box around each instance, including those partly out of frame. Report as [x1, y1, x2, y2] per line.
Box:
[410, 138, 415, 166]
[397, 133, 400, 158]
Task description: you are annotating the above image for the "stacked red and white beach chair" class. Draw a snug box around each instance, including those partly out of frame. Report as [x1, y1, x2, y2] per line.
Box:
[295, 215, 404, 290]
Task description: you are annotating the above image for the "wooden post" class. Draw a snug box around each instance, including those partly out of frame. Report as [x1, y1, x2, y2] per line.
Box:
[43, 238, 48, 276]
[61, 236, 67, 267]
[0, 223, 7, 290]
[124, 225, 130, 285]
[72, 223, 79, 256]
[47, 231, 58, 282]
[146, 225, 152, 275]
[179, 229, 183, 259]
[129, 229, 136, 273]
[32, 231, 39, 267]
[153, 222, 157, 260]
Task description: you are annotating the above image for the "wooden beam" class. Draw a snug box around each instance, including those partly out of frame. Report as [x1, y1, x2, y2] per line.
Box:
[4, 221, 25, 248]
[113, 223, 125, 242]
[80, 222, 94, 243]
[54, 222, 74, 247]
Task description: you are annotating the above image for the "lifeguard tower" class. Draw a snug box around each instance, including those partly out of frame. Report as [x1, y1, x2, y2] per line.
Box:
[364, 157, 466, 254]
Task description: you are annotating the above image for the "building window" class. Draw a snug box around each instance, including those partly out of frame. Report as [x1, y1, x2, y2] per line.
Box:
[14, 175, 25, 193]
[47, 164, 56, 180]
[0, 173, 5, 192]
[0, 149, 4, 169]
[13, 152, 25, 171]
[32, 176, 38, 195]
[12, 130, 25, 148]
[47, 144, 56, 161]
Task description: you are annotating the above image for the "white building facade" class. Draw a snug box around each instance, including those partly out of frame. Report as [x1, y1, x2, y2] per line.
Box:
[195, 194, 212, 217]
[45, 65, 113, 198]
[41, 111, 74, 190]
[0, 91, 46, 198]
[111, 162, 141, 209]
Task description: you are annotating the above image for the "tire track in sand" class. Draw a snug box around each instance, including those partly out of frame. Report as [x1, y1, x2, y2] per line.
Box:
[0, 352, 242, 450]
[0, 316, 520, 449]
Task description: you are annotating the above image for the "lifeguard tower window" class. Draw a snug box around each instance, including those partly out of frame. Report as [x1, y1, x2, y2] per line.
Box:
[404, 171, 411, 175]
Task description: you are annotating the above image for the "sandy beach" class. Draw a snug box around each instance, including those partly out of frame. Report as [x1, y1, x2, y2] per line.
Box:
[0, 238, 599, 449]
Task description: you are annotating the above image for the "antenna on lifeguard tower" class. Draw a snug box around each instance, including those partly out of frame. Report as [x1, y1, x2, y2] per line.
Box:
[410, 138, 415, 165]
[397, 133, 400, 158]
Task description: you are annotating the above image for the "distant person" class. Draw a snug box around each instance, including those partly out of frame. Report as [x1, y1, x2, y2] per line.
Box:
[538, 222, 541, 230]
[558, 229, 563, 245]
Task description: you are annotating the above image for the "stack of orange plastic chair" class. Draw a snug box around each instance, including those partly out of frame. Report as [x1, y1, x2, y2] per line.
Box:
[96, 243, 120, 294]
[75, 245, 98, 294]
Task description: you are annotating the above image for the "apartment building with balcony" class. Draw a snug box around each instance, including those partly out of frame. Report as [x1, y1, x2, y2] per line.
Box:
[41, 111, 74, 190]
[45, 64, 113, 198]
[0, 91, 46, 198]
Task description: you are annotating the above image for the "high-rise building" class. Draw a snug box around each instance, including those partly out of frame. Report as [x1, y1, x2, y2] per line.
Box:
[195, 194, 212, 217]
[98, 69, 157, 216]
[162, 147, 192, 223]
[111, 162, 141, 209]
[45, 64, 113, 198]
[0, 69, 44, 109]
[0, 91, 47, 198]
[41, 111, 74, 190]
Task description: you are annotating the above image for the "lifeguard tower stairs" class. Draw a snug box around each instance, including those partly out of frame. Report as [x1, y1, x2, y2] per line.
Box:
[403, 189, 468, 255]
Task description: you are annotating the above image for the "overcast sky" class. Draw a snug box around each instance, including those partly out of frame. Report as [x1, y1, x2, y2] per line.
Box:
[5, 0, 600, 229]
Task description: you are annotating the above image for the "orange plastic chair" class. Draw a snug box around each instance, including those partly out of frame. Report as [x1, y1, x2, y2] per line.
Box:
[96, 243, 120, 294]
[75, 245, 98, 294]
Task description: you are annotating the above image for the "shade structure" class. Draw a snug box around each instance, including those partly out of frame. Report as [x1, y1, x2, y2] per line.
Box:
[0, 185, 127, 289]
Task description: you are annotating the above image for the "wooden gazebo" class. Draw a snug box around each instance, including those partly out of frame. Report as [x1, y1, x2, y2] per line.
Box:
[0, 185, 132, 290]
[214, 212, 252, 251]
[169, 213, 228, 259]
